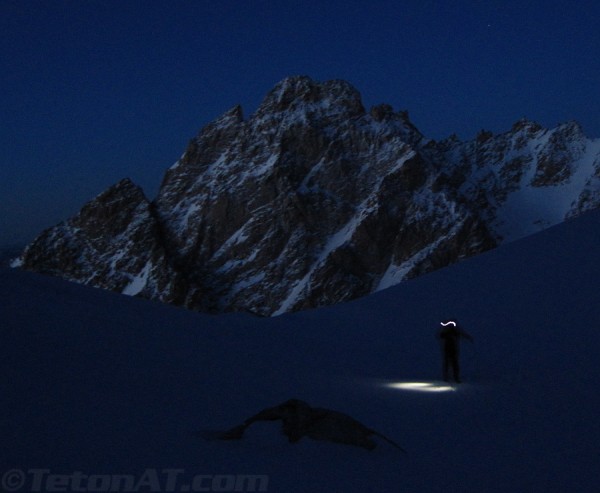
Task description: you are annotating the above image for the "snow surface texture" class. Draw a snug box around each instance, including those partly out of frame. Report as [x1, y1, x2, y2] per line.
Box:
[2, 209, 600, 492]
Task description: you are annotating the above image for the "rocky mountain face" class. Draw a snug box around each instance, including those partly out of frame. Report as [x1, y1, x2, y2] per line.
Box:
[14, 179, 186, 304]
[16, 76, 600, 315]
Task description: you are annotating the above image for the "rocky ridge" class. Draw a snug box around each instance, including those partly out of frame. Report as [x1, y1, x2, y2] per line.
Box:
[16, 76, 600, 315]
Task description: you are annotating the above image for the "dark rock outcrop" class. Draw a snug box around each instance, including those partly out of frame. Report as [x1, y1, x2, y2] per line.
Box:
[18, 178, 186, 304]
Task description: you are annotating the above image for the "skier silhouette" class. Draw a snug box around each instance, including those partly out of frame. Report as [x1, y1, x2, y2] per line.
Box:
[437, 319, 473, 383]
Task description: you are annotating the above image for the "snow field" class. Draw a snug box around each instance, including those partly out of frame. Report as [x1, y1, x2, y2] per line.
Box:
[2, 209, 600, 492]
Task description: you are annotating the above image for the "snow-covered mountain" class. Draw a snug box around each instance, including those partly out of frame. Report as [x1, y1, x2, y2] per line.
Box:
[14, 76, 600, 315]
[3, 208, 600, 492]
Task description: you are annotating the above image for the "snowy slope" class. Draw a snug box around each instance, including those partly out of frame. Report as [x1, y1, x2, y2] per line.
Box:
[2, 209, 600, 492]
[450, 120, 600, 242]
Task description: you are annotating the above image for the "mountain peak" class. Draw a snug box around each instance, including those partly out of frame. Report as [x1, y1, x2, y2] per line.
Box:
[71, 178, 149, 230]
[554, 120, 584, 140]
[214, 104, 244, 126]
[15, 77, 600, 316]
[102, 177, 144, 197]
[256, 75, 365, 118]
[511, 117, 543, 134]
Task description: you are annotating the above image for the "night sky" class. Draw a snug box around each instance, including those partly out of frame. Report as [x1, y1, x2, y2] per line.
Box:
[2, 0, 600, 246]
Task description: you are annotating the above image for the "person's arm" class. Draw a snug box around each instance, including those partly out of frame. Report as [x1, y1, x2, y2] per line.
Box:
[460, 328, 474, 342]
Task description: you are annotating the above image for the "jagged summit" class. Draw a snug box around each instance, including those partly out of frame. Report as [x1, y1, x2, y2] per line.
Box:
[257, 76, 366, 117]
[510, 117, 544, 134]
[15, 76, 600, 315]
[211, 104, 244, 127]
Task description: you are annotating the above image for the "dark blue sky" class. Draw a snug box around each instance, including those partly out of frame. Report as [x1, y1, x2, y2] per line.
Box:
[2, 0, 599, 246]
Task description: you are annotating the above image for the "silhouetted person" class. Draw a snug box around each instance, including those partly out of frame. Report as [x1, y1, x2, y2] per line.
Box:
[437, 319, 473, 383]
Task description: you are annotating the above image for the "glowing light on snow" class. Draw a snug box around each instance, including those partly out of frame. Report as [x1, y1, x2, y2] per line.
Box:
[383, 381, 456, 393]
[440, 321, 456, 327]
